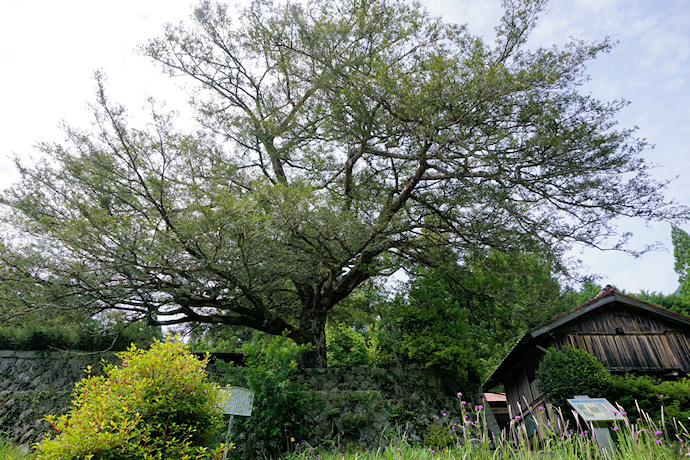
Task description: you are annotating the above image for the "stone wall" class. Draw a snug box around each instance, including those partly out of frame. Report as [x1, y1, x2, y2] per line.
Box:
[0, 351, 494, 448]
[0, 350, 117, 445]
[214, 364, 496, 451]
[295, 366, 488, 446]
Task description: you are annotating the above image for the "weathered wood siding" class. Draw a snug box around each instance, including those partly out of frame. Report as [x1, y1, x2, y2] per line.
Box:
[551, 306, 690, 373]
[494, 297, 690, 416]
[505, 365, 542, 416]
[558, 305, 684, 334]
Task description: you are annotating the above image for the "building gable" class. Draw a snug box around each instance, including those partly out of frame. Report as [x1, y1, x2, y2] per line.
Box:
[484, 286, 690, 416]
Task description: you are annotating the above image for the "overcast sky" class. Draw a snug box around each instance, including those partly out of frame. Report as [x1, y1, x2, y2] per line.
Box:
[1, 0, 688, 295]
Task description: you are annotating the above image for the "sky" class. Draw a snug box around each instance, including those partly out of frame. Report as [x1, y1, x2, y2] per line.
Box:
[0, 0, 688, 295]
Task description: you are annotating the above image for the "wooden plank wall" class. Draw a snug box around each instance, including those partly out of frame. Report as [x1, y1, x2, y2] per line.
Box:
[502, 303, 690, 415]
[552, 306, 690, 373]
[505, 365, 543, 416]
[560, 306, 683, 334]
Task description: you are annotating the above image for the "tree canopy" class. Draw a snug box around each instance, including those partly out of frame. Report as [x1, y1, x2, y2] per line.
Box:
[0, 0, 683, 367]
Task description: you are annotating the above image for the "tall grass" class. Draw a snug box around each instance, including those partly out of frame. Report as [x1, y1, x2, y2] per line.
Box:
[6, 396, 690, 459]
[0, 441, 30, 460]
[282, 395, 690, 459]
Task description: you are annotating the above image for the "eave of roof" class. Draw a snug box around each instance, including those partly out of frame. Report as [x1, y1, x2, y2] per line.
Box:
[483, 286, 690, 390]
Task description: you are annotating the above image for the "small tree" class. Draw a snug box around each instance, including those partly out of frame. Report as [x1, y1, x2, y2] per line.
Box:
[673, 226, 690, 303]
[36, 340, 225, 459]
[536, 346, 612, 411]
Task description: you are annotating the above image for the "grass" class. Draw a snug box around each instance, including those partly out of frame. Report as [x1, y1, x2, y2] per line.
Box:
[280, 399, 690, 460]
[0, 442, 30, 460]
[5, 400, 690, 459]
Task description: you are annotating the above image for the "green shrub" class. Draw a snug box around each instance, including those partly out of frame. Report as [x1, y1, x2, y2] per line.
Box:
[609, 374, 690, 424]
[35, 339, 225, 459]
[379, 286, 481, 386]
[536, 346, 612, 411]
[424, 420, 456, 449]
[0, 319, 161, 351]
[326, 322, 370, 367]
[217, 334, 311, 460]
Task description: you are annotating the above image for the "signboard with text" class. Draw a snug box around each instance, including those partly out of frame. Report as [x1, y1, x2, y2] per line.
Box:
[218, 387, 255, 417]
[567, 397, 625, 422]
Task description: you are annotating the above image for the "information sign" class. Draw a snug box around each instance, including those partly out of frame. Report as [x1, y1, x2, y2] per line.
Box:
[566, 396, 625, 422]
[218, 387, 255, 417]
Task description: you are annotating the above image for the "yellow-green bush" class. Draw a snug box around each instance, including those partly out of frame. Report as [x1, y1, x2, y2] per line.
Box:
[35, 340, 226, 459]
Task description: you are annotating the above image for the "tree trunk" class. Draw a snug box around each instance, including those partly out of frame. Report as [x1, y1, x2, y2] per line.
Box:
[293, 303, 328, 369]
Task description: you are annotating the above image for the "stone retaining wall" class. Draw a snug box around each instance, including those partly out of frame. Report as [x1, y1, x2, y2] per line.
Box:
[0, 350, 117, 445]
[0, 350, 494, 447]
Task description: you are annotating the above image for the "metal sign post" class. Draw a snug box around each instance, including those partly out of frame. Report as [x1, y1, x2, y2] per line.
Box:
[218, 387, 255, 460]
[567, 395, 625, 458]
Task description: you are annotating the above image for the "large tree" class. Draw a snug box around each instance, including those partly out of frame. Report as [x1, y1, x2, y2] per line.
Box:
[0, 0, 683, 367]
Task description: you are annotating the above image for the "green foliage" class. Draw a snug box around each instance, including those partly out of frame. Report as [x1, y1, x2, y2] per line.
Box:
[372, 250, 572, 382]
[326, 322, 370, 367]
[609, 375, 690, 424]
[424, 420, 456, 449]
[536, 346, 612, 411]
[187, 325, 255, 354]
[35, 340, 225, 460]
[386, 403, 413, 423]
[0, 441, 30, 460]
[340, 413, 369, 439]
[0, 0, 680, 369]
[216, 335, 311, 460]
[672, 226, 690, 307]
[0, 319, 161, 351]
[561, 279, 605, 308]
[631, 291, 690, 317]
[387, 285, 480, 386]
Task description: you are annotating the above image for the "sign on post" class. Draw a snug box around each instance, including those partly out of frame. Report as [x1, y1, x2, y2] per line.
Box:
[567, 395, 625, 457]
[219, 387, 255, 417]
[218, 387, 255, 460]
[567, 396, 625, 422]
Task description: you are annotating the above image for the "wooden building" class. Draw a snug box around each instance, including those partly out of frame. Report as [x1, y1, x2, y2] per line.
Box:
[484, 286, 690, 419]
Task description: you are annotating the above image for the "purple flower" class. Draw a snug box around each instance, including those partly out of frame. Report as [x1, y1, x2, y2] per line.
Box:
[613, 426, 619, 431]
[656, 439, 662, 445]
[655, 430, 663, 436]
[442, 412, 447, 417]
[451, 425, 456, 430]
[461, 400, 466, 405]
[477, 405, 483, 410]
[538, 406, 544, 411]
[457, 392, 462, 397]
[514, 415, 521, 420]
